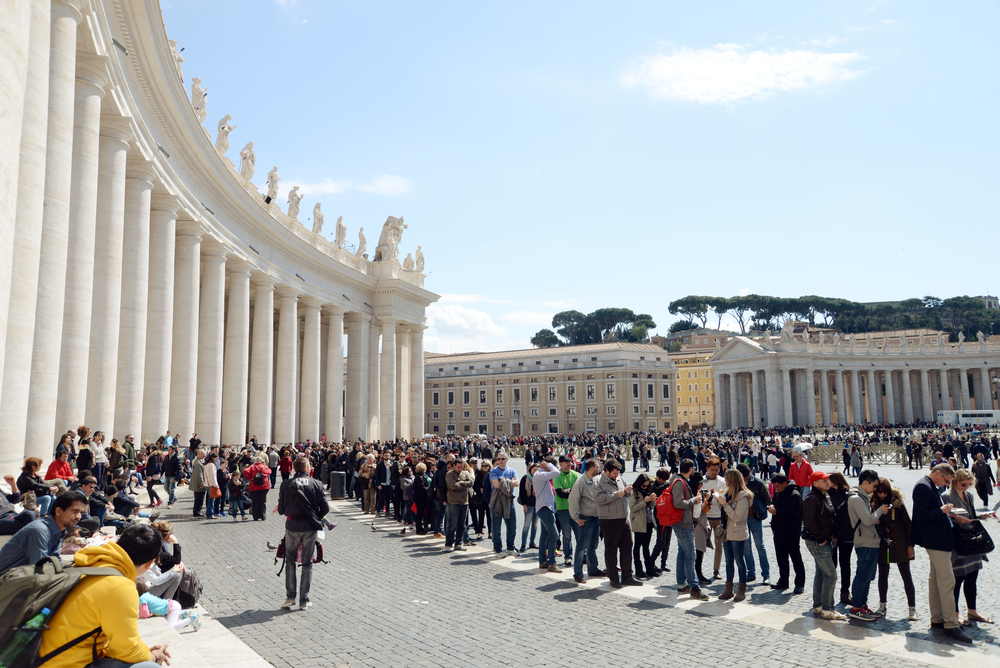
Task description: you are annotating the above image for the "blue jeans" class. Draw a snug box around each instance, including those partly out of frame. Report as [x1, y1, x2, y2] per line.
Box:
[573, 515, 601, 577]
[745, 517, 770, 579]
[851, 546, 879, 609]
[805, 539, 838, 611]
[723, 538, 749, 584]
[519, 505, 538, 550]
[204, 490, 214, 518]
[164, 476, 177, 504]
[555, 508, 577, 561]
[284, 529, 317, 605]
[434, 500, 446, 534]
[674, 525, 697, 589]
[444, 504, 468, 547]
[214, 488, 229, 515]
[230, 494, 246, 517]
[36, 494, 53, 516]
[536, 506, 558, 565]
[492, 508, 517, 552]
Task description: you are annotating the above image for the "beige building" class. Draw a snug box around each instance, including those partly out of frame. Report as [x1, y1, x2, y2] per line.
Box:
[424, 343, 677, 436]
[669, 351, 716, 429]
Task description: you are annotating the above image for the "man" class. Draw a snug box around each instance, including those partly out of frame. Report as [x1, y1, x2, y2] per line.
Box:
[594, 458, 641, 588]
[38, 523, 171, 668]
[162, 444, 180, 508]
[702, 457, 726, 580]
[488, 451, 518, 556]
[375, 451, 394, 518]
[789, 450, 814, 489]
[0, 491, 88, 573]
[268, 446, 280, 488]
[568, 459, 607, 583]
[533, 456, 562, 572]
[444, 458, 474, 552]
[553, 455, 580, 568]
[123, 434, 138, 491]
[737, 463, 771, 585]
[432, 458, 451, 538]
[801, 470, 846, 620]
[670, 459, 709, 600]
[278, 457, 330, 610]
[912, 463, 971, 643]
[190, 448, 206, 517]
[0, 473, 37, 536]
[847, 469, 890, 621]
[767, 473, 805, 594]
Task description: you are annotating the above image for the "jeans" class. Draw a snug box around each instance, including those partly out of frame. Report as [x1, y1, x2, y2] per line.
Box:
[805, 539, 838, 611]
[204, 491, 215, 518]
[492, 508, 517, 552]
[214, 488, 229, 515]
[555, 509, 577, 561]
[745, 517, 770, 579]
[445, 504, 468, 547]
[723, 539, 749, 584]
[0, 510, 37, 536]
[536, 506, 558, 565]
[284, 529, 317, 605]
[674, 526, 697, 589]
[519, 505, 538, 550]
[376, 484, 394, 514]
[230, 494, 246, 517]
[573, 515, 601, 577]
[164, 476, 177, 504]
[434, 500, 446, 534]
[36, 494, 53, 517]
[851, 546, 879, 609]
[93, 463, 106, 485]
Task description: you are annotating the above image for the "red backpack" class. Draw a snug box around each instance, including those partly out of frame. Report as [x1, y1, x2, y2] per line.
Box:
[655, 479, 685, 526]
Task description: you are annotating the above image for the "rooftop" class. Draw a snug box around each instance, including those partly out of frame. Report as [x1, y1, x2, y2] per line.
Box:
[423, 341, 667, 364]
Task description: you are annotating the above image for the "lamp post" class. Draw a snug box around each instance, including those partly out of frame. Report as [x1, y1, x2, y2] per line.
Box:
[992, 375, 1000, 414]
[566, 408, 571, 435]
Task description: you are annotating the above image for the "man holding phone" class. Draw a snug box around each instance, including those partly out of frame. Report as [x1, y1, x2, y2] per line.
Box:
[595, 458, 641, 588]
[846, 470, 890, 622]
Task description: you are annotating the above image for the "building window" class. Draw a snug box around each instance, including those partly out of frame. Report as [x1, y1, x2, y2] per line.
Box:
[447, 391, 454, 405]
[463, 390, 470, 404]
[513, 388, 521, 403]
[662, 385, 670, 399]
[536, 361, 541, 365]
[501, 363, 506, 368]
[548, 387, 557, 401]
[496, 380, 503, 385]
[567, 386, 576, 401]
[432, 392, 439, 406]
[531, 424, 539, 431]
[496, 389, 503, 404]
[664, 407, 670, 414]
[688, 384, 692, 391]
[531, 408, 539, 417]
[676, 384, 681, 392]
[433, 384, 439, 388]
[568, 423, 575, 431]
[518, 362, 524, 367]
[463, 425, 470, 432]
[572, 358, 578, 363]
[689, 397, 694, 404]
[469, 366, 474, 370]
[485, 364, 490, 369]
[695, 396, 699, 403]
[694, 384, 699, 391]
[448, 411, 454, 419]
[548, 423, 558, 434]
[640, 356, 645, 361]
[706, 396, 711, 403]
[591, 357, 597, 361]
[495, 410, 503, 418]
[479, 410, 487, 418]
[587, 406, 597, 415]
[647, 406, 655, 414]
[694, 371, 699, 378]
[567, 407, 576, 416]
[432, 411, 439, 419]
[587, 374, 594, 380]
[479, 424, 488, 434]
[632, 383, 639, 398]
[530, 387, 538, 402]
[634, 422, 640, 430]
[549, 408, 557, 416]
[608, 421, 615, 430]
[606, 374, 614, 379]
[433, 425, 439, 432]
[706, 383, 711, 391]
[647, 383, 654, 399]
[479, 390, 487, 404]
[633, 405, 640, 414]
[463, 411, 470, 418]
[587, 384, 595, 400]
[607, 383, 616, 400]
[607, 406, 616, 415]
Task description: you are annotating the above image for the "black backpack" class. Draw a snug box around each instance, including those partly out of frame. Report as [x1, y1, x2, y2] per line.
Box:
[253, 468, 265, 487]
[835, 491, 862, 542]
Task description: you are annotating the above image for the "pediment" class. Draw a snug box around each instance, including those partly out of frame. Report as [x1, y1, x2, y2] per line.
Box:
[709, 336, 771, 363]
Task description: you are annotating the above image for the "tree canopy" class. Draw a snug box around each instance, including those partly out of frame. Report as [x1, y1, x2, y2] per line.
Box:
[530, 308, 657, 347]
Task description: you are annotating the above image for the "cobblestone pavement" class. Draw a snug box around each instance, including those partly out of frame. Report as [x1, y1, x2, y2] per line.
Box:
[166, 459, 996, 668]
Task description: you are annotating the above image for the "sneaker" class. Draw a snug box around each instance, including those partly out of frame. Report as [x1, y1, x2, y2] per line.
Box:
[821, 609, 847, 621]
[455, 545, 467, 552]
[547, 565, 563, 574]
[188, 614, 202, 632]
[538, 562, 549, 569]
[242, 515, 248, 521]
[762, 577, 771, 586]
[281, 598, 295, 609]
[690, 588, 710, 601]
[813, 606, 823, 615]
[677, 586, 691, 594]
[166, 504, 172, 509]
[908, 607, 919, 621]
[874, 603, 886, 618]
[849, 607, 876, 622]
[563, 559, 572, 567]
[446, 546, 455, 553]
[433, 533, 444, 539]
[793, 587, 805, 595]
[573, 574, 586, 584]
[500, 551, 508, 558]
[233, 515, 238, 522]
[299, 602, 312, 610]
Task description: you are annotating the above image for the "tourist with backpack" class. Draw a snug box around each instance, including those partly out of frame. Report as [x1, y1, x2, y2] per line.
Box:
[278, 456, 330, 611]
[0, 491, 88, 573]
[827, 472, 855, 606]
[801, 470, 847, 620]
[244, 453, 273, 521]
[666, 459, 709, 600]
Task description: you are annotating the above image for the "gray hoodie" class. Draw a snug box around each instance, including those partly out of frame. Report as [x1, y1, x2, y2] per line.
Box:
[847, 487, 884, 548]
[668, 474, 698, 530]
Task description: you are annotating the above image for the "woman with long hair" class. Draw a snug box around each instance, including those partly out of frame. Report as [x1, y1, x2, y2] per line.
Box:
[145, 449, 163, 508]
[947, 469, 993, 626]
[629, 473, 658, 578]
[872, 478, 917, 620]
[716, 468, 753, 602]
[827, 471, 855, 606]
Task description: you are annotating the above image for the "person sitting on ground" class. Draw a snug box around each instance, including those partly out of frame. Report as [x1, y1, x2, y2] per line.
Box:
[38, 523, 172, 668]
[0, 473, 38, 537]
[0, 491, 88, 573]
[17, 457, 60, 517]
[45, 450, 77, 484]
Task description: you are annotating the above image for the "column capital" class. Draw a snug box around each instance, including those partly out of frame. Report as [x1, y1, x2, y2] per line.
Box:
[99, 115, 133, 145]
[379, 316, 396, 328]
[324, 305, 346, 317]
[275, 285, 300, 301]
[396, 322, 411, 334]
[75, 54, 110, 94]
[175, 220, 205, 238]
[226, 259, 254, 275]
[125, 158, 157, 185]
[200, 241, 230, 259]
[251, 272, 277, 288]
[344, 311, 371, 324]
[149, 192, 181, 214]
[300, 295, 322, 309]
[53, 0, 87, 22]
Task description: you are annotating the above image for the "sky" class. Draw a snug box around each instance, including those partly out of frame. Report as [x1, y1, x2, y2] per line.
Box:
[160, 0, 999, 354]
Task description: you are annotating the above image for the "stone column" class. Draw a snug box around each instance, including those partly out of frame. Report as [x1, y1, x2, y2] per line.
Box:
[819, 371, 831, 425]
[920, 369, 932, 421]
[765, 370, 780, 427]
[193, 243, 227, 446]
[981, 367, 993, 411]
[805, 369, 817, 425]
[883, 370, 896, 424]
[959, 369, 971, 411]
[248, 276, 275, 444]
[409, 326, 425, 439]
[299, 297, 322, 443]
[368, 319, 381, 440]
[866, 370, 878, 423]
[729, 372, 739, 428]
[781, 368, 793, 426]
[83, 118, 132, 432]
[324, 308, 344, 443]
[835, 371, 847, 425]
[112, 161, 155, 440]
[939, 368, 951, 413]
[345, 313, 370, 441]
[0, 0, 52, 465]
[396, 325, 410, 440]
[850, 371, 862, 425]
[141, 195, 178, 442]
[167, 222, 202, 440]
[750, 371, 762, 427]
[900, 371, 914, 423]
[379, 319, 397, 442]
[221, 261, 252, 446]
[274, 287, 299, 445]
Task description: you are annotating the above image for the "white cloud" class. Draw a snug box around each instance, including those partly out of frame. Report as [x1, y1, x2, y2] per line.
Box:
[622, 44, 864, 104]
[426, 303, 504, 339]
[439, 294, 488, 304]
[808, 36, 846, 47]
[501, 311, 554, 327]
[737, 287, 753, 296]
[883, 18, 896, 24]
[266, 174, 411, 201]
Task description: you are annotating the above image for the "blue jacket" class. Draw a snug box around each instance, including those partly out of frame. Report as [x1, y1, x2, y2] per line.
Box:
[911, 475, 953, 552]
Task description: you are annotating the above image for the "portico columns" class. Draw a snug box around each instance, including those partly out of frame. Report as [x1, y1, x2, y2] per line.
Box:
[324, 308, 345, 443]
[819, 371, 831, 425]
[345, 313, 370, 441]
[379, 319, 397, 442]
[920, 369, 933, 421]
[274, 287, 299, 445]
[959, 369, 971, 411]
[221, 261, 252, 445]
[193, 243, 227, 446]
[981, 367, 992, 411]
[883, 370, 896, 424]
[167, 222, 202, 440]
[901, 370, 914, 423]
[835, 371, 847, 424]
[113, 161, 156, 440]
[939, 368, 951, 413]
[368, 319, 381, 441]
[850, 371, 862, 425]
[866, 370, 878, 422]
[765, 369, 780, 427]
[729, 372, 739, 429]
[750, 371, 762, 427]
[141, 195, 178, 442]
[396, 325, 410, 440]
[805, 369, 817, 425]
[781, 368, 793, 426]
[409, 326, 425, 439]
[299, 297, 322, 443]
[248, 276, 275, 444]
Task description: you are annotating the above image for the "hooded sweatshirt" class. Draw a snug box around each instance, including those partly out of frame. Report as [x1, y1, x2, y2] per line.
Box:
[38, 541, 152, 668]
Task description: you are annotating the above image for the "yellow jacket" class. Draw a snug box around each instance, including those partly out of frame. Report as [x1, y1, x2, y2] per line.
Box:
[38, 541, 152, 668]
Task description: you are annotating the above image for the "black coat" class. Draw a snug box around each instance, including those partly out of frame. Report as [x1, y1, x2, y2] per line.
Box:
[770, 486, 802, 543]
[911, 475, 954, 552]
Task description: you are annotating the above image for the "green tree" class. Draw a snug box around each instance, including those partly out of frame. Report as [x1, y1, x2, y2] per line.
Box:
[669, 320, 696, 334]
[728, 295, 753, 333]
[530, 329, 560, 348]
[707, 297, 730, 329]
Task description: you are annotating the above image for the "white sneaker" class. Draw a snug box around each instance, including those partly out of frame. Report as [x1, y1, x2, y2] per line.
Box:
[908, 607, 919, 621]
[762, 577, 771, 586]
[281, 598, 295, 609]
[875, 602, 887, 618]
[821, 609, 847, 621]
[813, 606, 823, 615]
[299, 602, 312, 610]
[500, 550, 508, 558]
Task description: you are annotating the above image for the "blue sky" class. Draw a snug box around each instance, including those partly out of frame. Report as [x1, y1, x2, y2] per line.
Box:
[161, 0, 999, 354]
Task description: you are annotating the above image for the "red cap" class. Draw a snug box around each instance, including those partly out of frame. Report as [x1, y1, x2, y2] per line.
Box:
[810, 470, 830, 484]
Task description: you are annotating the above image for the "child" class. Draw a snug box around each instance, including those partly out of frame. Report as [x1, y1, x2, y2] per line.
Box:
[227, 464, 247, 521]
[60, 526, 90, 556]
[136, 579, 200, 632]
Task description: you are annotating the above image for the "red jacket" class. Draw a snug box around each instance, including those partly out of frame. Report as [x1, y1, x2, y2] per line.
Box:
[790, 460, 814, 488]
[243, 463, 272, 491]
[46, 459, 75, 481]
[279, 456, 293, 474]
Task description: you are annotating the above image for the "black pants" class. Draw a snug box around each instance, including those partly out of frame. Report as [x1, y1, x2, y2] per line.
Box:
[192, 488, 205, 516]
[471, 506, 486, 534]
[954, 569, 979, 611]
[633, 526, 654, 575]
[147, 478, 161, 505]
[599, 518, 633, 579]
[650, 524, 672, 569]
[838, 541, 853, 596]
[394, 487, 404, 522]
[773, 536, 806, 588]
[415, 498, 428, 533]
[878, 559, 916, 607]
[251, 489, 269, 520]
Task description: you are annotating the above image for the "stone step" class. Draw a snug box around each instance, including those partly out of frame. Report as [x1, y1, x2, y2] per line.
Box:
[138, 604, 272, 668]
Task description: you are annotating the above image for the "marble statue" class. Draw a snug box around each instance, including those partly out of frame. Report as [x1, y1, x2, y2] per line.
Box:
[355, 227, 366, 256]
[403, 253, 414, 270]
[415, 245, 424, 272]
[239, 141, 255, 180]
[334, 216, 346, 249]
[215, 115, 236, 156]
[938, 332, 946, 351]
[833, 332, 842, 347]
[190, 77, 207, 123]
[865, 332, 873, 348]
[266, 166, 280, 201]
[977, 331, 986, 344]
[958, 331, 966, 344]
[918, 332, 925, 349]
[287, 186, 302, 219]
[169, 39, 184, 82]
[374, 216, 407, 262]
[851, 334, 857, 354]
[780, 328, 793, 343]
[311, 203, 324, 234]
[899, 333, 907, 350]
[882, 332, 889, 354]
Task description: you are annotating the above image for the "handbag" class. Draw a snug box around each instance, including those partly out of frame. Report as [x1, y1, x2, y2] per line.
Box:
[209, 486, 222, 499]
[953, 520, 995, 557]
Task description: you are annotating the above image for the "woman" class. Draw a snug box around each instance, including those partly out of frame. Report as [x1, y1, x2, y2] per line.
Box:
[279, 449, 294, 482]
[17, 457, 57, 516]
[91, 431, 108, 485]
[872, 478, 918, 620]
[716, 469, 752, 602]
[518, 463, 539, 552]
[469, 461, 489, 539]
[629, 474, 659, 578]
[243, 453, 272, 521]
[400, 466, 416, 527]
[202, 454, 218, 519]
[850, 447, 863, 477]
[841, 447, 851, 476]
[946, 469, 992, 626]
[54, 432, 76, 462]
[45, 450, 76, 483]
[359, 454, 376, 514]
[145, 449, 163, 508]
[972, 454, 995, 507]
[413, 462, 431, 534]
[828, 472, 855, 606]
[75, 426, 93, 476]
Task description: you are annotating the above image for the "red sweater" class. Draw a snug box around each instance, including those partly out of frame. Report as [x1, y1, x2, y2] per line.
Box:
[46, 459, 74, 481]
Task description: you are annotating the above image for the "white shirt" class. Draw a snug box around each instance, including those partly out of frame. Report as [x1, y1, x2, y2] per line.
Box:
[703, 475, 727, 518]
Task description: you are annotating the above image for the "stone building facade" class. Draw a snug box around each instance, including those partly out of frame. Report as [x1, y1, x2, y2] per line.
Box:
[670, 351, 716, 429]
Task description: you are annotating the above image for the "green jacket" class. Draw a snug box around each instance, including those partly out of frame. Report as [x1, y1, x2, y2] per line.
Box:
[553, 470, 580, 511]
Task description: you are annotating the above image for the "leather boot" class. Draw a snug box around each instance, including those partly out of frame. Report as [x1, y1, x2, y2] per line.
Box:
[718, 582, 735, 600]
[734, 582, 747, 602]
